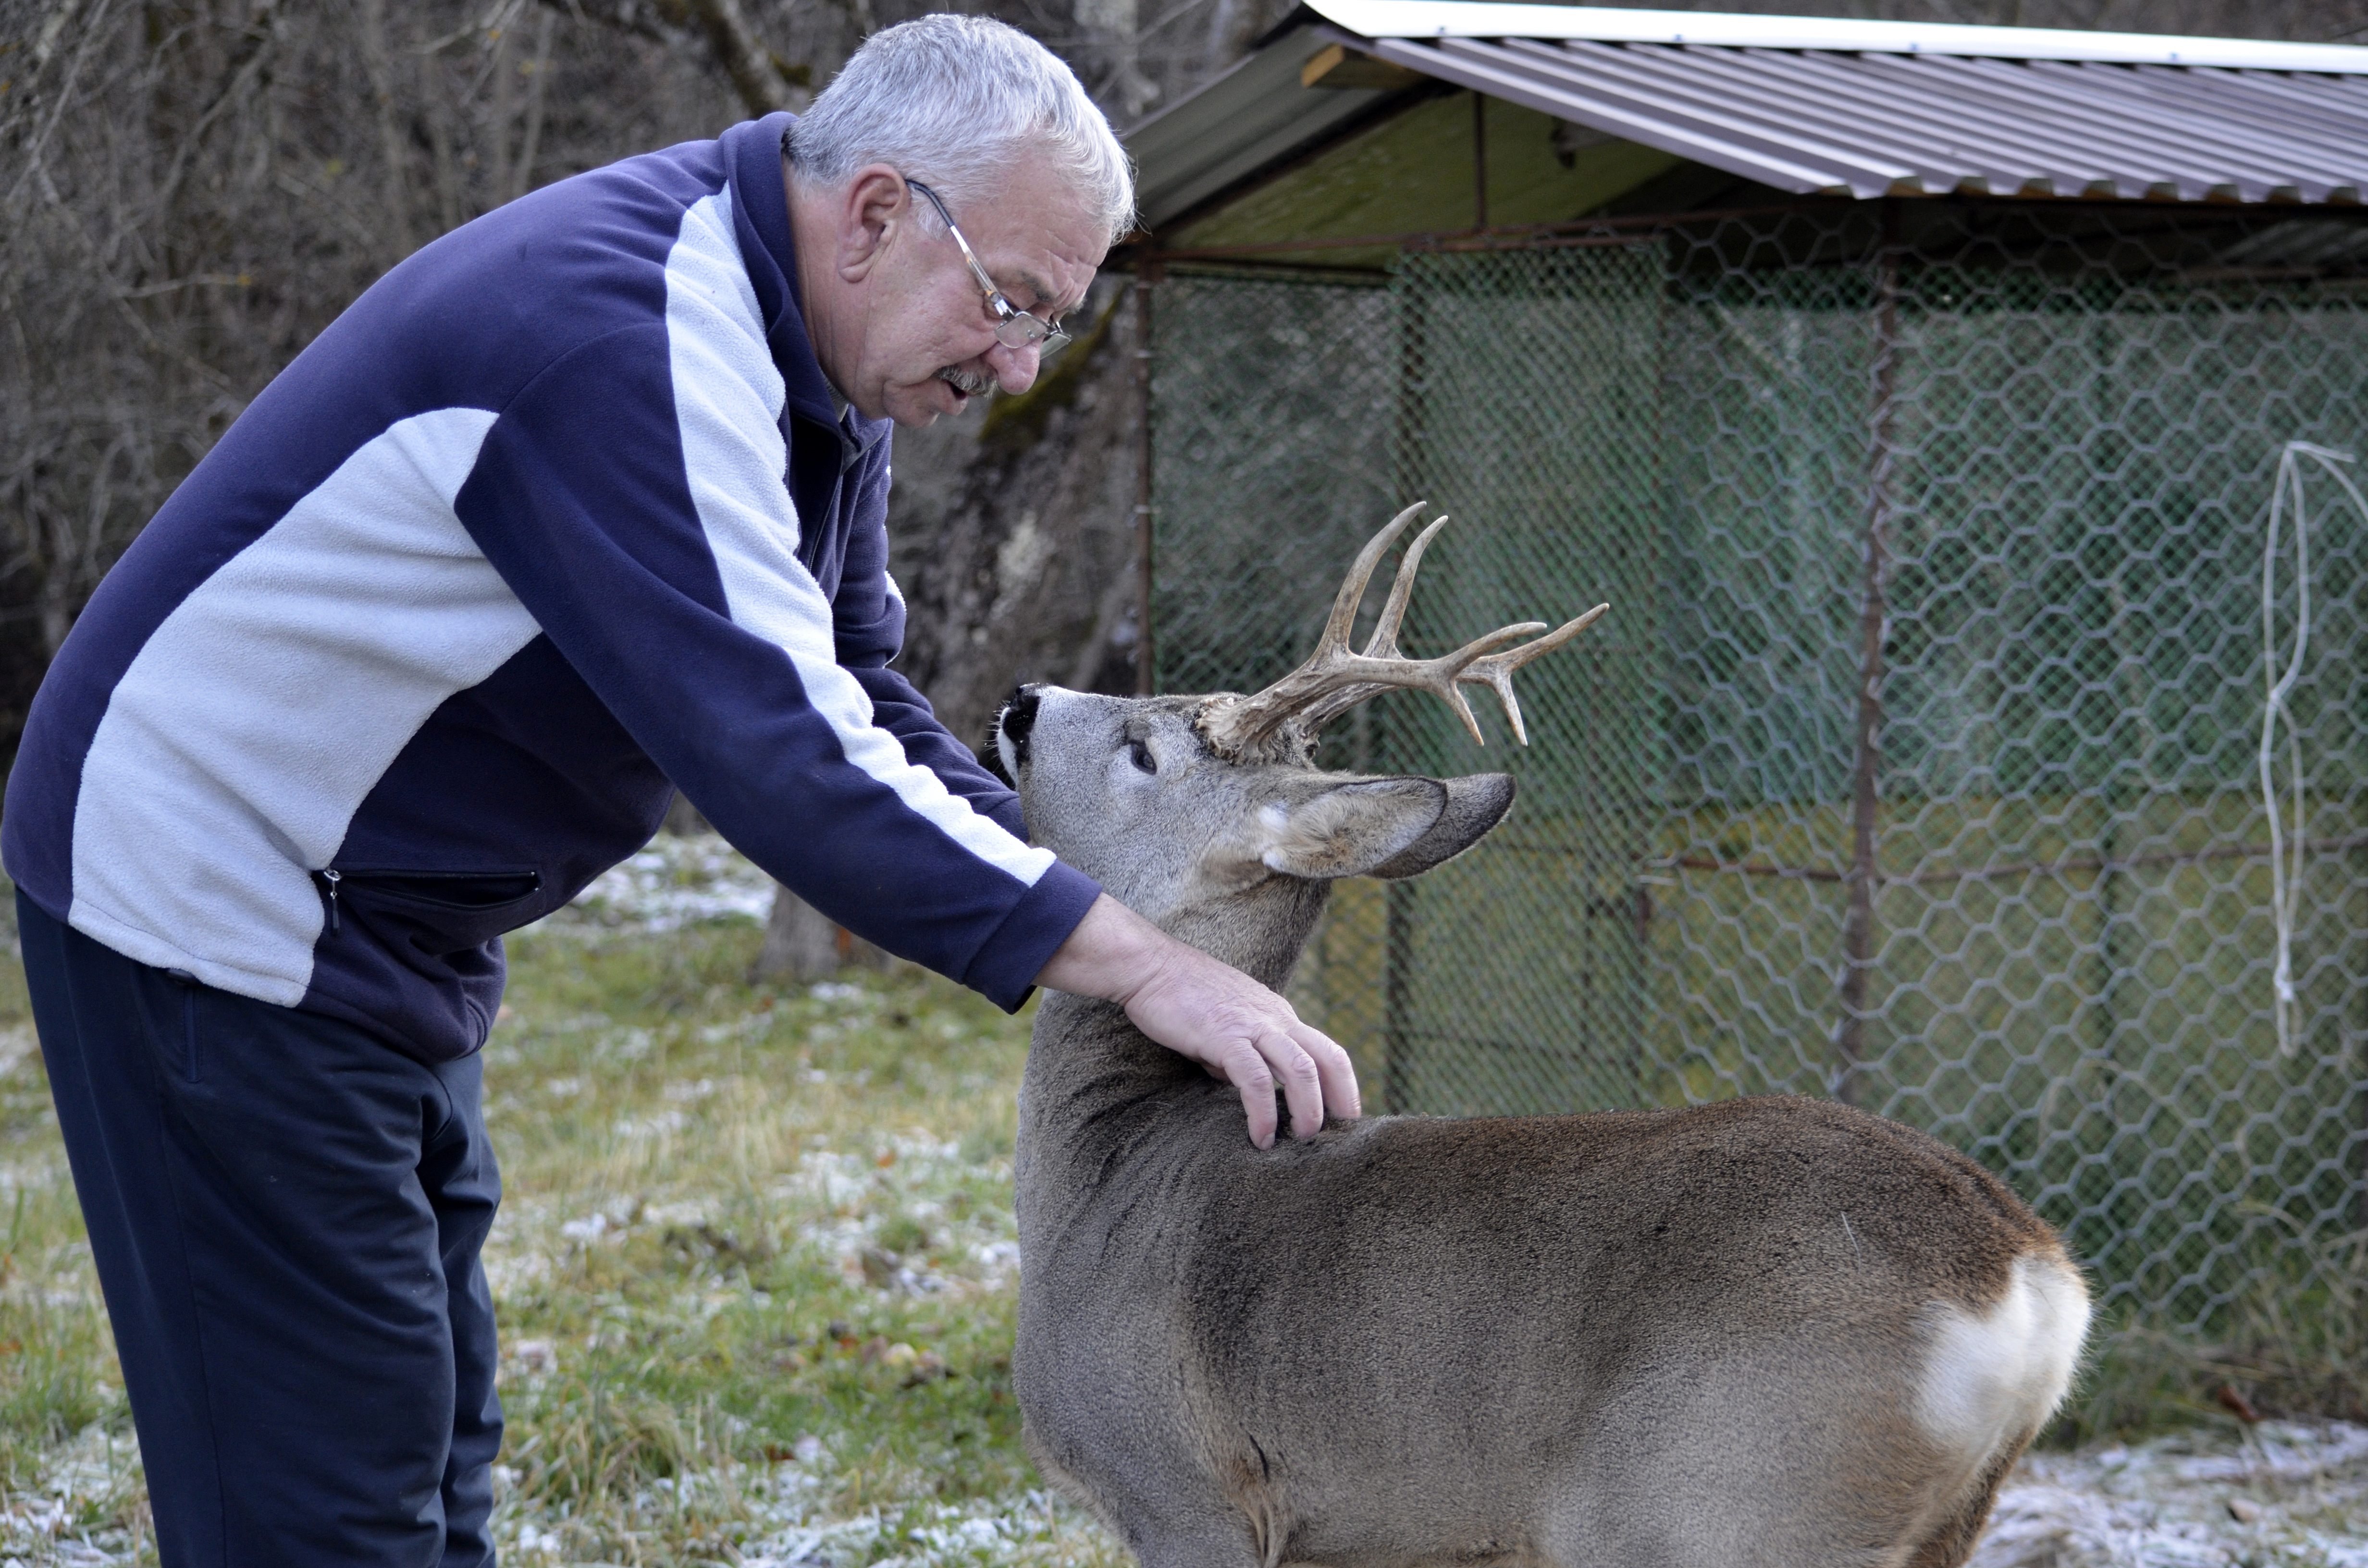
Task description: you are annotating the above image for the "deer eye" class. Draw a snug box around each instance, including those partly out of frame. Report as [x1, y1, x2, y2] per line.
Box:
[1128, 738, 1157, 774]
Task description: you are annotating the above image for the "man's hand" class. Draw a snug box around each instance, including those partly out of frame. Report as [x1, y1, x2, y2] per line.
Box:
[1034, 895, 1361, 1149]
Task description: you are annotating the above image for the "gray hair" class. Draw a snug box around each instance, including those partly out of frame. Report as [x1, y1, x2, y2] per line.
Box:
[789, 16, 1136, 248]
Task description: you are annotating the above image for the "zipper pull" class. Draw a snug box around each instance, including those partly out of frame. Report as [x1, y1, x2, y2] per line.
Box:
[321, 868, 342, 934]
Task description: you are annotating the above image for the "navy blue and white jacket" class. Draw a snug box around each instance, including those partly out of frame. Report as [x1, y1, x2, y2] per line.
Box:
[2, 113, 1102, 1063]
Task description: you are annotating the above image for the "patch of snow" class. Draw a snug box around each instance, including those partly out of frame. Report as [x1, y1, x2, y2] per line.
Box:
[970, 1239, 1023, 1291]
[0, 1027, 40, 1081]
[529, 833, 774, 935]
[733, 1491, 1087, 1568]
[613, 1108, 689, 1140]
[559, 1212, 621, 1243]
[1971, 1421, 2368, 1568]
[0, 1424, 145, 1567]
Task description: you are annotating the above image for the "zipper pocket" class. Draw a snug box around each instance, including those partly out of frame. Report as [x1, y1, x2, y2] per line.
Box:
[332, 869, 542, 909]
[311, 868, 545, 956]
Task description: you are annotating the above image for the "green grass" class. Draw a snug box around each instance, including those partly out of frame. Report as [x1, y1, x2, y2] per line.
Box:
[0, 852, 2357, 1561]
[0, 904, 1132, 1567]
[0, 934, 149, 1557]
[2055, 1220, 2368, 1447]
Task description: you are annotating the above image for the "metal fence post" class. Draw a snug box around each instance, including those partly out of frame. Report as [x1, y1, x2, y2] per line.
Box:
[1838, 200, 1901, 1108]
[1471, 91, 1488, 231]
[1380, 252, 1438, 1115]
[1134, 259, 1160, 696]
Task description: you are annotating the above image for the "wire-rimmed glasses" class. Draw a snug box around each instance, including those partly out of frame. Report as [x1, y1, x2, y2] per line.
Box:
[907, 179, 1072, 355]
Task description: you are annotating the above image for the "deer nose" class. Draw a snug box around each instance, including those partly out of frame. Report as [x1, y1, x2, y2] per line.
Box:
[994, 685, 1042, 775]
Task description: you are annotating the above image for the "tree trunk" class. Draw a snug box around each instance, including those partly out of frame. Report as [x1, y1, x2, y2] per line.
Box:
[887, 286, 1146, 748]
[752, 887, 891, 982]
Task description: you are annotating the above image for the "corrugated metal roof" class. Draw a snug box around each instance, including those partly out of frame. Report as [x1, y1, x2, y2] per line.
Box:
[1128, 1, 2368, 227]
[1364, 34, 2368, 202]
[1130, 36, 1406, 232]
[1303, 0, 2368, 72]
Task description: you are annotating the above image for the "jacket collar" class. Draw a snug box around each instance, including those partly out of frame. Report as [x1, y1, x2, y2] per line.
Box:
[722, 114, 892, 467]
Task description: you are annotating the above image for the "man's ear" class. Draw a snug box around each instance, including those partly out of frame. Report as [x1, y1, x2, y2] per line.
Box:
[1364, 773, 1515, 879]
[836, 165, 911, 283]
[1237, 778, 1447, 882]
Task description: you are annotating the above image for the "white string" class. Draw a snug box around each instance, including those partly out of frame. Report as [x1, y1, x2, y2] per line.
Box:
[2259, 441, 2366, 1056]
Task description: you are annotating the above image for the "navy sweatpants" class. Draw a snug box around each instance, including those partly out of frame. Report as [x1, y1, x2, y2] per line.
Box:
[18, 893, 502, 1567]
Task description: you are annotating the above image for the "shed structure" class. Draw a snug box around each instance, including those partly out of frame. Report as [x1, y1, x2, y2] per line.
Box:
[1122, 0, 2368, 1336]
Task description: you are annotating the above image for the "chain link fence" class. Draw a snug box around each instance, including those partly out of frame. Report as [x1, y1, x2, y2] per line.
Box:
[1147, 198, 2368, 1342]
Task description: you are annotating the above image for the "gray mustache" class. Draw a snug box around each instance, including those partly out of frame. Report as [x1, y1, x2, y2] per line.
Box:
[938, 365, 995, 397]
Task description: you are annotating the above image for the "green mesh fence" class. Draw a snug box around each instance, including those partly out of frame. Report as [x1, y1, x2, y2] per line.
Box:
[1148, 200, 2368, 1336]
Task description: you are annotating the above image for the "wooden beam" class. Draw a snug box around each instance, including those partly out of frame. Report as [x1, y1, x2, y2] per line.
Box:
[1301, 42, 1431, 92]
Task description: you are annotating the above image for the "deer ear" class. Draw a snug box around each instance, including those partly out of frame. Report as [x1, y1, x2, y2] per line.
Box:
[1246, 778, 1447, 882]
[1363, 773, 1515, 880]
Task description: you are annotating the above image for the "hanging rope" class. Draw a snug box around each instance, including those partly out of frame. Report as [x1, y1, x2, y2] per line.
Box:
[2259, 441, 2367, 1056]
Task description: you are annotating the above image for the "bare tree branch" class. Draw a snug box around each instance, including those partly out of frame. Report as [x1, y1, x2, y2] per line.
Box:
[687, 0, 790, 115]
[530, 0, 697, 48]
[512, 7, 559, 201]
[1, 0, 114, 208]
[538, 0, 798, 115]
[359, 0, 418, 257]
[145, 7, 281, 234]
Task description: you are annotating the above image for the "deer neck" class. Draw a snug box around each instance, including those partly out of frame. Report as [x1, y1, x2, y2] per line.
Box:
[1023, 991, 1198, 1141]
[1016, 878, 1330, 1220]
[1162, 873, 1330, 992]
[1017, 993, 1212, 1250]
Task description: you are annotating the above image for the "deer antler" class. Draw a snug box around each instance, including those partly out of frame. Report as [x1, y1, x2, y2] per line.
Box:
[1195, 504, 1610, 762]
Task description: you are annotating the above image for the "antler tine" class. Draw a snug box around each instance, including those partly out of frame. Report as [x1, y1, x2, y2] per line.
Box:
[1192, 504, 1430, 760]
[1457, 603, 1610, 745]
[1315, 501, 1430, 657]
[1359, 513, 1455, 659]
[1290, 513, 1461, 735]
[1193, 504, 1610, 762]
[1296, 618, 1546, 738]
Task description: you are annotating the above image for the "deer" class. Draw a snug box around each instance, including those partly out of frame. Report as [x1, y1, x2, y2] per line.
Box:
[991, 504, 2091, 1568]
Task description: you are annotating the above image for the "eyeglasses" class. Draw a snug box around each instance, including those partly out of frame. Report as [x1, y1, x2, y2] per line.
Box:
[907, 179, 1072, 355]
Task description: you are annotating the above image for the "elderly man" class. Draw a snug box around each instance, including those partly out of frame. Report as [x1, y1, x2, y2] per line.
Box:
[1, 16, 1355, 1566]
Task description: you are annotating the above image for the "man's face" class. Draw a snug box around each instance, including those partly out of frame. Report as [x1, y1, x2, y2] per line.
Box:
[850, 161, 1107, 428]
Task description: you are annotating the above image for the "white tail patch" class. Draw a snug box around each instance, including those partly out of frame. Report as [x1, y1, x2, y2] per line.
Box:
[1915, 1251, 2091, 1465]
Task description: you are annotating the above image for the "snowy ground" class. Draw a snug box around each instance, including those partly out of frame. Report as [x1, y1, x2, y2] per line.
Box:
[1969, 1422, 2368, 1568]
[528, 830, 777, 934]
[9, 1418, 2364, 1566]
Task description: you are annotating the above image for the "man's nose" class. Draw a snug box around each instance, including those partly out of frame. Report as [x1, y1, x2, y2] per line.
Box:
[988, 340, 1041, 395]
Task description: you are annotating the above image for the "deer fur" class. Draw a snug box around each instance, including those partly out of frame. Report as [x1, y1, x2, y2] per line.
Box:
[995, 684, 2089, 1568]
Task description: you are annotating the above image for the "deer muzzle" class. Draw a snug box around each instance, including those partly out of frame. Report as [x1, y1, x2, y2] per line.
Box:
[991, 684, 1043, 784]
